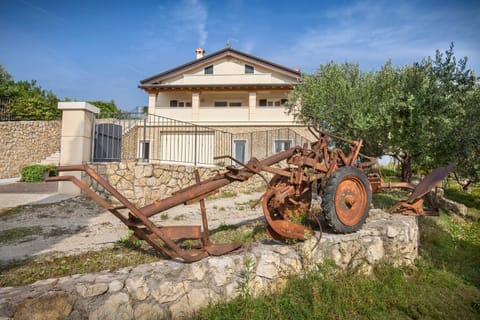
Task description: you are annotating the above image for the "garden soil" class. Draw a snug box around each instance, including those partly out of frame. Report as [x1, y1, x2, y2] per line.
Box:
[0, 184, 265, 265]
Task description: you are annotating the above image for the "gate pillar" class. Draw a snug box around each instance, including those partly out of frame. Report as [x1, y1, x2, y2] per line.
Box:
[58, 102, 99, 195]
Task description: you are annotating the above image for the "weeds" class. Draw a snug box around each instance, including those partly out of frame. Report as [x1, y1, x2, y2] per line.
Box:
[194, 185, 480, 320]
[0, 247, 162, 287]
[160, 213, 169, 220]
[116, 230, 142, 248]
[0, 226, 42, 244]
[237, 256, 255, 299]
[207, 191, 238, 201]
[210, 221, 267, 244]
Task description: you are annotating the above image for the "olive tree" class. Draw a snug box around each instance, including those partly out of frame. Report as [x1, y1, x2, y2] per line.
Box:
[288, 44, 479, 183]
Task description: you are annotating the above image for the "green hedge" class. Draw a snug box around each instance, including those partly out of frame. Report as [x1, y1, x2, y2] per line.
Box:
[20, 164, 57, 182]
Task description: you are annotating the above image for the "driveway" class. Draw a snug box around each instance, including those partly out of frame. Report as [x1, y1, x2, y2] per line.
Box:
[0, 180, 72, 209]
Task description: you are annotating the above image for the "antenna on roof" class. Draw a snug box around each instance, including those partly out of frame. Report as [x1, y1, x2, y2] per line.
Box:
[225, 38, 238, 48]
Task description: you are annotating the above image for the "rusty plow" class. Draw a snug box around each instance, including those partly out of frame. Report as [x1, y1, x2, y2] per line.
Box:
[46, 128, 454, 262]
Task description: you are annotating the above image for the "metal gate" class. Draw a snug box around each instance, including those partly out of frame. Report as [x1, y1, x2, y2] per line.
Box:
[93, 123, 122, 162]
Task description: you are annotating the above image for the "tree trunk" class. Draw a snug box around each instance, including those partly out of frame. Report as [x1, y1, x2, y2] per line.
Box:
[401, 154, 413, 182]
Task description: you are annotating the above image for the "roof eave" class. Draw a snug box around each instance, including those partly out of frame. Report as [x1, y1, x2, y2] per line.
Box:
[140, 48, 301, 85]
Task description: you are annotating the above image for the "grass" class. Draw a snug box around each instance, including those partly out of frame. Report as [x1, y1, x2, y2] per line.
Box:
[444, 184, 480, 217]
[195, 261, 480, 319]
[2, 176, 479, 319]
[0, 226, 43, 244]
[194, 211, 480, 320]
[207, 190, 238, 201]
[0, 220, 267, 287]
[209, 221, 268, 244]
[372, 192, 405, 209]
[192, 183, 480, 320]
[0, 246, 163, 287]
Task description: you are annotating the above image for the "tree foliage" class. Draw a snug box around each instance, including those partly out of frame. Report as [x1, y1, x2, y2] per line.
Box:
[0, 65, 60, 120]
[86, 100, 121, 118]
[289, 44, 479, 186]
[0, 65, 123, 120]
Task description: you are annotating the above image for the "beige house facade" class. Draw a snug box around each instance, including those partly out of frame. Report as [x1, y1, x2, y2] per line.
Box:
[137, 47, 310, 166]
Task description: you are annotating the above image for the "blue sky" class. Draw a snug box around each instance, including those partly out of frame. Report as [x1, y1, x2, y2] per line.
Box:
[1, 0, 479, 110]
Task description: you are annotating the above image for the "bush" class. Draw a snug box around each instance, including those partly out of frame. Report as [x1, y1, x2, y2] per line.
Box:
[20, 164, 57, 182]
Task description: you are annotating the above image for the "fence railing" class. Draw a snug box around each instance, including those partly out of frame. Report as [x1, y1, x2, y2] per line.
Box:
[0, 97, 15, 121]
[92, 112, 312, 167]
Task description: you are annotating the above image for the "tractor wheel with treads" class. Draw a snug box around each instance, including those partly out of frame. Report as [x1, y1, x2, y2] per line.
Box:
[322, 166, 371, 233]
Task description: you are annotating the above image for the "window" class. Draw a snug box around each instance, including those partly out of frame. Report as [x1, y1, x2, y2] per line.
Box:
[178, 101, 192, 107]
[261, 99, 286, 107]
[170, 100, 191, 107]
[245, 64, 254, 74]
[214, 101, 228, 107]
[234, 140, 247, 164]
[138, 140, 150, 161]
[229, 102, 242, 107]
[274, 140, 292, 153]
[204, 65, 214, 74]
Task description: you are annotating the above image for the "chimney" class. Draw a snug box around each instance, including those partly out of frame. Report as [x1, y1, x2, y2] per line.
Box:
[195, 48, 205, 59]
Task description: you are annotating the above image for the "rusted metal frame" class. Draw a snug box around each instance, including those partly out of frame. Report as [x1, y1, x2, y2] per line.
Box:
[325, 151, 339, 179]
[47, 174, 110, 209]
[46, 174, 177, 257]
[358, 153, 378, 168]
[262, 187, 313, 240]
[288, 155, 328, 173]
[346, 140, 363, 166]
[382, 181, 416, 191]
[194, 169, 210, 246]
[51, 165, 207, 263]
[130, 228, 178, 259]
[140, 147, 298, 218]
[389, 198, 426, 216]
[184, 189, 218, 205]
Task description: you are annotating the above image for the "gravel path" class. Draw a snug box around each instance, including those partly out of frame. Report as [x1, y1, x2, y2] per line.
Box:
[0, 191, 265, 264]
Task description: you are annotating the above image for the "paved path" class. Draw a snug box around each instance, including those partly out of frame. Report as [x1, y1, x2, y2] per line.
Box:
[0, 181, 72, 209]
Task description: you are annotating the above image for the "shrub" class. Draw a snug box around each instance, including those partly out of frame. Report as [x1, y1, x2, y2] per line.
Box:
[20, 164, 57, 182]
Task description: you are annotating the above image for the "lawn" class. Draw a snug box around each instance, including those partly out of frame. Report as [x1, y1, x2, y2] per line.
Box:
[193, 187, 480, 320]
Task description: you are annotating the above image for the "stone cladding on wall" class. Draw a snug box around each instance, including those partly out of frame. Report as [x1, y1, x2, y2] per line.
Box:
[0, 209, 419, 319]
[0, 121, 61, 178]
[88, 162, 269, 207]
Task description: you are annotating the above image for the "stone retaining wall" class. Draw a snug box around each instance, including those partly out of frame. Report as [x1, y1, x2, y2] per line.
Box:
[89, 162, 269, 207]
[0, 121, 61, 179]
[0, 209, 419, 319]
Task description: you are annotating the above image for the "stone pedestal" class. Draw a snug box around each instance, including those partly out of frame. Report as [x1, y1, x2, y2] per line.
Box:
[58, 102, 99, 195]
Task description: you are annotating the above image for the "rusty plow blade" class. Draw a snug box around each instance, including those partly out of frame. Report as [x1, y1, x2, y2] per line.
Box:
[389, 163, 454, 216]
[204, 243, 242, 256]
[262, 187, 314, 241]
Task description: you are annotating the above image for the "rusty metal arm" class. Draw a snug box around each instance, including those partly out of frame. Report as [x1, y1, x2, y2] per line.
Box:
[139, 147, 298, 217]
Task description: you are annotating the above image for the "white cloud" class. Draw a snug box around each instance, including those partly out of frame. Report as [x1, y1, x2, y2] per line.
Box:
[172, 0, 209, 47]
[274, 1, 480, 72]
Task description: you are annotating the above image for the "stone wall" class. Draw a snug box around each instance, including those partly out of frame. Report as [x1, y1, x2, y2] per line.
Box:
[0, 209, 419, 319]
[0, 121, 61, 179]
[89, 162, 268, 206]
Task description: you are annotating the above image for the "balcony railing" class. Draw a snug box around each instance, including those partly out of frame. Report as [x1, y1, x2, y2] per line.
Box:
[92, 112, 312, 167]
[154, 105, 293, 123]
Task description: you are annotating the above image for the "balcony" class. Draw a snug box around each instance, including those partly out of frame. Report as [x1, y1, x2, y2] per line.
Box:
[154, 105, 294, 124]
